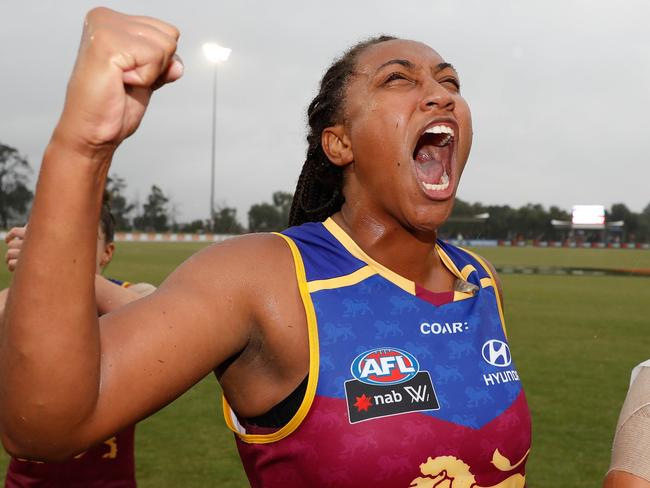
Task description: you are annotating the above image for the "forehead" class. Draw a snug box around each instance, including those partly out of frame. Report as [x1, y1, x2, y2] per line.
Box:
[354, 39, 446, 75]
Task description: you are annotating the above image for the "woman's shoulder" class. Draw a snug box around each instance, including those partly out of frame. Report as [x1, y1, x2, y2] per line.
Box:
[202, 232, 293, 264]
[172, 232, 298, 293]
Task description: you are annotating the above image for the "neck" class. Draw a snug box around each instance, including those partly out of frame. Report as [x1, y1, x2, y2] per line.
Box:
[333, 204, 455, 292]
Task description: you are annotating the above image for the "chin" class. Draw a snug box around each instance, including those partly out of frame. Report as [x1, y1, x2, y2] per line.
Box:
[404, 198, 455, 236]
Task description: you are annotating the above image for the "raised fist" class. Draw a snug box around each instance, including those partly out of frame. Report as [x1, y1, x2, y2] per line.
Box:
[55, 7, 183, 155]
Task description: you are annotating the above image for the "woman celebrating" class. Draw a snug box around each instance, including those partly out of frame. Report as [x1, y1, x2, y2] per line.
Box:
[0, 8, 531, 487]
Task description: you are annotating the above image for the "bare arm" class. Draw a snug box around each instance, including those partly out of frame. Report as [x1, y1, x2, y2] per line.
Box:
[604, 471, 650, 488]
[0, 8, 263, 460]
[95, 276, 155, 315]
[0, 288, 8, 323]
[604, 368, 650, 488]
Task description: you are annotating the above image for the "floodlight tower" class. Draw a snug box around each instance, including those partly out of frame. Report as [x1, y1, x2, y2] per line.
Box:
[203, 42, 231, 230]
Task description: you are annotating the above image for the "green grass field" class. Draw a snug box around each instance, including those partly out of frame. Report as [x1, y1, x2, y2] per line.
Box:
[0, 241, 648, 487]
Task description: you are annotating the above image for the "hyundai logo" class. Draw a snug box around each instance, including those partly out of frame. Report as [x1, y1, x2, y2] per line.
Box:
[481, 340, 511, 367]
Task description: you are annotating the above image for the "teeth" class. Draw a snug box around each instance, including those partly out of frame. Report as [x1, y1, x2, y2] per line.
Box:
[423, 124, 454, 147]
[424, 125, 454, 137]
[422, 170, 450, 191]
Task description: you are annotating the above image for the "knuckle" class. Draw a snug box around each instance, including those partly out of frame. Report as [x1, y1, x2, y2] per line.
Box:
[87, 6, 111, 19]
[85, 7, 105, 25]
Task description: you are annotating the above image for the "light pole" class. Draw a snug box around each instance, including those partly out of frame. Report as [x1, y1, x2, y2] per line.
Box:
[202, 42, 231, 231]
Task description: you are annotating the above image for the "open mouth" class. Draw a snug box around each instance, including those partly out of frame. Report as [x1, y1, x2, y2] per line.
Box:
[412, 124, 454, 195]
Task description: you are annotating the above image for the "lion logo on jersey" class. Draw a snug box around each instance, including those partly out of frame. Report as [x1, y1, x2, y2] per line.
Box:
[409, 448, 529, 488]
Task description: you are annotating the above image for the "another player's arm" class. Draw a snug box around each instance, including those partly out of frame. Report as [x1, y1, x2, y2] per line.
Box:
[0, 288, 8, 322]
[604, 471, 650, 488]
[604, 368, 650, 488]
[95, 276, 156, 315]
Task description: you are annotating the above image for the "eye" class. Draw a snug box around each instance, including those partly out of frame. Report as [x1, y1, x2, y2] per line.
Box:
[440, 77, 461, 92]
[383, 72, 413, 85]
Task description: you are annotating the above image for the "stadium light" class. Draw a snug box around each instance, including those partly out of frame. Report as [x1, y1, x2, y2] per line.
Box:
[203, 42, 231, 230]
[203, 43, 231, 63]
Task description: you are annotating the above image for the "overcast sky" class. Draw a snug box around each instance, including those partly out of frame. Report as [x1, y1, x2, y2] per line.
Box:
[2, 1, 649, 224]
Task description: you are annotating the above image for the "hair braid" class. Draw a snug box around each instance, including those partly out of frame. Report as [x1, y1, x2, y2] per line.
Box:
[289, 35, 397, 227]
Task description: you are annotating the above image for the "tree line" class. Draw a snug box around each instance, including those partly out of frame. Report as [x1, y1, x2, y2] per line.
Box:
[105, 174, 292, 234]
[2, 142, 650, 241]
[443, 199, 650, 243]
[0, 142, 292, 234]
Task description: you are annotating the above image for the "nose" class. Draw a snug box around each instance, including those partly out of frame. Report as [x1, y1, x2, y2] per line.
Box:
[419, 80, 455, 112]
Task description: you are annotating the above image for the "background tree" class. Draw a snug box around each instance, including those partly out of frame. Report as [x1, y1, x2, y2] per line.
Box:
[178, 219, 208, 233]
[639, 202, 650, 243]
[106, 174, 135, 230]
[0, 143, 33, 228]
[442, 198, 489, 239]
[248, 191, 293, 232]
[608, 203, 638, 241]
[133, 185, 170, 232]
[272, 191, 292, 227]
[512, 203, 549, 240]
[213, 206, 244, 234]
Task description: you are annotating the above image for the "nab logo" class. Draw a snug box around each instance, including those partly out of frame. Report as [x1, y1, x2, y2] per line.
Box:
[351, 348, 419, 386]
[481, 340, 511, 367]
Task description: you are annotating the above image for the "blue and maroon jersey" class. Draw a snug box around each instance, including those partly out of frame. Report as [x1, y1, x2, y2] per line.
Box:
[5, 279, 136, 488]
[224, 218, 531, 487]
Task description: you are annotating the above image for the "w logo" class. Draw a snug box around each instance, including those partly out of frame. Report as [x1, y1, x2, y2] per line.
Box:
[481, 340, 511, 367]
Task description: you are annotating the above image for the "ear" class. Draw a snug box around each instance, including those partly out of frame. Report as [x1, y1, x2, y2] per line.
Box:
[99, 242, 115, 269]
[321, 125, 353, 167]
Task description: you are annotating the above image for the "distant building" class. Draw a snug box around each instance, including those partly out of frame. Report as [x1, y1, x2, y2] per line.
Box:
[551, 205, 623, 243]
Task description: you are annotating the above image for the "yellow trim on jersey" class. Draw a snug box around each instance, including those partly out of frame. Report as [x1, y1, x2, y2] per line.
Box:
[436, 244, 465, 280]
[480, 277, 493, 289]
[221, 233, 320, 444]
[323, 218, 415, 294]
[462, 248, 508, 338]
[453, 290, 474, 302]
[460, 264, 477, 281]
[435, 245, 476, 302]
[323, 218, 477, 302]
[308, 265, 376, 293]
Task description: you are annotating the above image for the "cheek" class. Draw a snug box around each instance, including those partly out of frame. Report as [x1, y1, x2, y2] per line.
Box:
[456, 100, 473, 165]
[352, 108, 410, 164]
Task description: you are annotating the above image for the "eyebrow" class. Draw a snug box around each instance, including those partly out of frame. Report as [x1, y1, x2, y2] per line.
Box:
[435, 62, 457, 74]
[374, 59, 458, 76]
[374, 59, 417, 75]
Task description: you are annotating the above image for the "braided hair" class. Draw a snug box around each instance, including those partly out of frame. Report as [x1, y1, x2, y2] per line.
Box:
[288, 35, 398, 227]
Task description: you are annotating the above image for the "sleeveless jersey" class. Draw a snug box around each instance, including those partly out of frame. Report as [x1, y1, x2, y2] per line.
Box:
[5, 279, 136, 488]
[224, 218, 532, 488]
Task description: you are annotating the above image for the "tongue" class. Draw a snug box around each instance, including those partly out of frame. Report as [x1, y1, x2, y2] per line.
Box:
[414, 148, 445, 184]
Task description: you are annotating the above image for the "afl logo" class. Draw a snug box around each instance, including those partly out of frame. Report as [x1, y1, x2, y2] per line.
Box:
[351, 348, 419, 385]
[481, 340, 511, 367]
